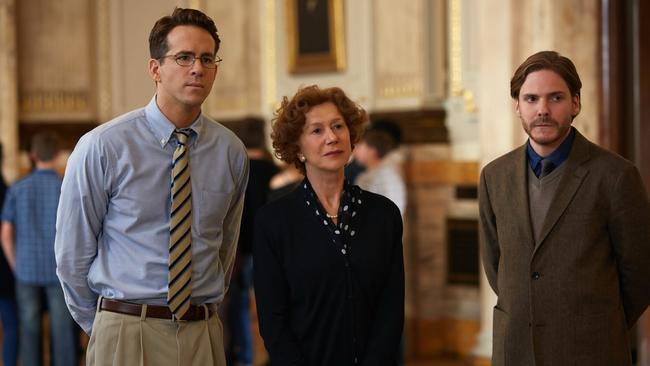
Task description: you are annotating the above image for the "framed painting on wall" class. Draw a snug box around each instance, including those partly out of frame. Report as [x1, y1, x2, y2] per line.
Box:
[286, 0, 346, 74]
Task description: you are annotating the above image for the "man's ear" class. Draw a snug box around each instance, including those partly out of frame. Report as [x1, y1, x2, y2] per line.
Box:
[148, 59, 161, 83]
[572, 94, 581, 118]
[514, 99, 520, 116]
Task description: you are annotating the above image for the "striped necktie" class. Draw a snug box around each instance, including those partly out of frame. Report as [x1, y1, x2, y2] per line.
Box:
[168, 129, 192, 319]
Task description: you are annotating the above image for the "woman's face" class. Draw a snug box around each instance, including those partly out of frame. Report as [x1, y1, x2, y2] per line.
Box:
[298, 102, 352, 177]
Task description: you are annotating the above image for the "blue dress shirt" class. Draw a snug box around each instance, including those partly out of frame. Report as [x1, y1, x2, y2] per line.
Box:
[1, 169, 62, 284]
[55, 97, 249, 334]
[527, 127, 576, 177]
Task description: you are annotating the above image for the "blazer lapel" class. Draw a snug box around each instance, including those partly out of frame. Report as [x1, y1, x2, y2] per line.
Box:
[511, 146, 536, 248]
[533, 131, 591, 253]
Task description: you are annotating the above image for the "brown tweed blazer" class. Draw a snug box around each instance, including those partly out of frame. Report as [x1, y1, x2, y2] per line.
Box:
[479, 130, 650, 366]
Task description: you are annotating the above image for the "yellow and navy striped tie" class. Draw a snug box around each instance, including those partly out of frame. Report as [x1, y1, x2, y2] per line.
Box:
[168, 129, 192, 319]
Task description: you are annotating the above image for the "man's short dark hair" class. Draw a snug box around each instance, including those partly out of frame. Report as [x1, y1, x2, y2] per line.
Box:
[237, 117, 267, 150]
[510, 51, 582, 101]
[362, 129, 396, 159]
[370, 119, 402, 146]
[31, 132, 59, 162]
[149, 7, 221, 60]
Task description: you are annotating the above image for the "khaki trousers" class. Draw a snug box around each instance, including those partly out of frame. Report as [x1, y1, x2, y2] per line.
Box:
[87, 302, 226, 366]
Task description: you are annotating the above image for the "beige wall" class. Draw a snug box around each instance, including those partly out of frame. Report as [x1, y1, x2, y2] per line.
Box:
[109, 0, 185, 116]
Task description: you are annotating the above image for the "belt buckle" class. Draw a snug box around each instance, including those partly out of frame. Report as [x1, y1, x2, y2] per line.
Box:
[171, 313, 189, 322]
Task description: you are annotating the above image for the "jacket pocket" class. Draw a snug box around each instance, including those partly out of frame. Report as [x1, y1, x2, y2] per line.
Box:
[574, 305, 630, 366]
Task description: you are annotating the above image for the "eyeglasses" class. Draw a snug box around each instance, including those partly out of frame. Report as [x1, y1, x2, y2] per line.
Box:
[159, 52, 223, 69]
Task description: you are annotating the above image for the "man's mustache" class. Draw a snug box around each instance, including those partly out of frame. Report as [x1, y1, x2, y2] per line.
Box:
[531, 117, 559, 127]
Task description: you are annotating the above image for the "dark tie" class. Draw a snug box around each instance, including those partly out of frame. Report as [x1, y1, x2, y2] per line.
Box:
[168, 130, 192, 319]
[539, 159, 555, 178]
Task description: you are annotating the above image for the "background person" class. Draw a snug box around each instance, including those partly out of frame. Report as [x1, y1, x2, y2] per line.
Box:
[1, 132, 76, 366]
[267, 163, 303, 202]
[344, 118, 402, 184]
[353, 125, 406, 215]
[253, 85, 404, 366]
[0, 142, 18, 366]
[224, 117, 278, 366]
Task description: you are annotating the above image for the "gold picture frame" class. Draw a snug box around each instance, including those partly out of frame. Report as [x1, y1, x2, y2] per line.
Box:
[286, 0, 346, 74]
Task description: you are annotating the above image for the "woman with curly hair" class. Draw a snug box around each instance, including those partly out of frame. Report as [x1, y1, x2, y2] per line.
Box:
[253, 85, 404, 366]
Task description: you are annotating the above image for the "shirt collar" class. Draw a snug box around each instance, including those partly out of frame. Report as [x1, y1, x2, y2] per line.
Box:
[33, 168, 58, 174]
[527, 126, 576, 171]
[145, 96, 203, 148]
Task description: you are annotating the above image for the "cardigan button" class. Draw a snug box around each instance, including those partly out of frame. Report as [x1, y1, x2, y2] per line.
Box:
[531, 271, 541, 280]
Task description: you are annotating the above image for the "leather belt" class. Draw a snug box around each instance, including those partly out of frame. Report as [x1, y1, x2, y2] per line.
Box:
[99, 298, 216, 321]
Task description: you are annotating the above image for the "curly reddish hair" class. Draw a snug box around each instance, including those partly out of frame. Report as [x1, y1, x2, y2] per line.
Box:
[271, 85, 368, 174]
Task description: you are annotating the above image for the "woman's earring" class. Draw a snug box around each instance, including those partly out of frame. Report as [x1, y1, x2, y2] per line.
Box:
[298, 154, 306, 163]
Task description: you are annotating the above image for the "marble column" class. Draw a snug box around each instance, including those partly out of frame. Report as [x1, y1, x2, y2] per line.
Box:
[472, 270, 497, 361]
[473, 0, 520, 362]
[0, 0, 19, 182]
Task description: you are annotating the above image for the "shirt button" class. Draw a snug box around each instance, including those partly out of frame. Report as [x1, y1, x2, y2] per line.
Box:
[531, 271, 541, 280]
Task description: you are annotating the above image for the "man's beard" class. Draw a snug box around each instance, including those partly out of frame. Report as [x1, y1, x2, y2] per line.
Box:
[522, 116, 570, 146]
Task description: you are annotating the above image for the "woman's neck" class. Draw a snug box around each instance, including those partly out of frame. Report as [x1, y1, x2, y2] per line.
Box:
[307, 169, 344, 217]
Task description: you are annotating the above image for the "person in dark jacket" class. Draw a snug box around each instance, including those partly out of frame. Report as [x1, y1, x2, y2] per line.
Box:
[253, 85, 404, 366]
[225, 117, 278, 366]
[0, 143, 18, 366]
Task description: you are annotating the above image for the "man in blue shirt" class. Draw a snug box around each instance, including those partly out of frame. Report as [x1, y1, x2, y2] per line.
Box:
[1, 132, 76, 366]
[55, 8, 248, 366]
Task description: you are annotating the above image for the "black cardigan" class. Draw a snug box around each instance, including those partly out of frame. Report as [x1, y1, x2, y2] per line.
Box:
[253, 184, 404, 366]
